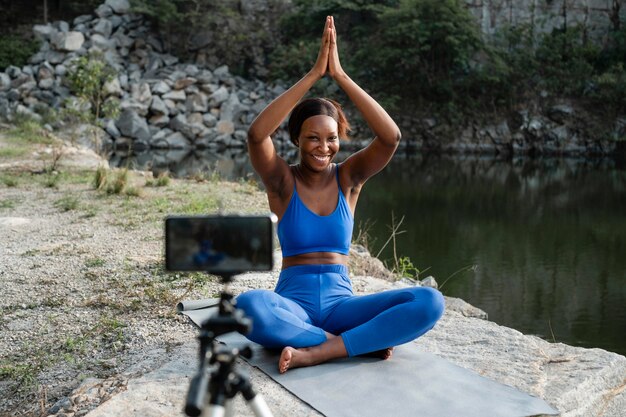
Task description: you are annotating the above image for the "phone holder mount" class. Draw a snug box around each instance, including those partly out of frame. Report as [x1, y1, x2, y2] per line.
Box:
[184, 273, 273, 417]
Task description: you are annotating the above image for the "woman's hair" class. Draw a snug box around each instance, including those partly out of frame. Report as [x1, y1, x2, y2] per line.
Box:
[287, 98, 351, 146]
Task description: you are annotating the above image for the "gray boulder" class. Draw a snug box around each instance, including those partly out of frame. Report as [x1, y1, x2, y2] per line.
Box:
[106, 0, 131, 15]
[149, 96, 168, 115]
[0, 73, 10, 92]
[93, 19, 114, 38]
[33, 24, 56, 40]
[116, 109, 150, 141]
[52, 31, 85, 52]
[151, 81, 171, 95]
[209, 86, 229, 106]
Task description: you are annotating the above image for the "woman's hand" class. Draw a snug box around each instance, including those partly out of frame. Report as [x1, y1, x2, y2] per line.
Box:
[328, 16, 346, 80]
[311, 16, 332, 79]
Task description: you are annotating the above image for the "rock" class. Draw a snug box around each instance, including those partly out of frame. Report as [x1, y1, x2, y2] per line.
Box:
[0, 73, 10, 92]
[148, 114, 169, 127]
[548, 104, 575, 124]
[151, 81, 170, 95]
[149, 96, 168, 115]
[202, 113, 217, 128]
[103, 78, 123, 97]
[185, 93, 208, 113]
[161, 131, 189, 149]
[130, 83, 152, 103]
[216, 120, 235, 135]
[53, 20, 70, 33]
[105, 119, 121, 138]
[73, 15, 93, 26]
[162, 90, 186, 102]
[445, 296, 488, 319]
[105, 0, 131, 14]
[93, 19, 114, 38]
[116, 109, 150, 141]
[209, 86, 229, 106]
[52, 31, 85, 52]
[33, 24, 56, 40]
[173, 78, 196, 90]
[90, 33, 117, 50]
[420, 276, 439, 289]
[6, 66, 22, 78]
[45, 51, 66, 64]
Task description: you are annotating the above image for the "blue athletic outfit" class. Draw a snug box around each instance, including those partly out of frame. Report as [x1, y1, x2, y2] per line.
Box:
[236, 164, 444, 356]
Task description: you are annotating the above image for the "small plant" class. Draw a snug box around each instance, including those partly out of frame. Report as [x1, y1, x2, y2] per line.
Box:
[394, 256, 421, 280]
[108, 169, 129, 195]
[0, 199, 16, 209]
[155, 172, 171, 187]
[43, 172, 61, 188]
[85, 258, 105, 268]
[54, 195, 79, 212]
[93, 165, 109, 190]
[124, 186, 143, 197]
[65, 54, 119, 122]
[1, 174, 19, 187]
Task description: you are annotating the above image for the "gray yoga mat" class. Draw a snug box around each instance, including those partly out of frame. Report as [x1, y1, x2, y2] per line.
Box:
[179, 300, 559, 417]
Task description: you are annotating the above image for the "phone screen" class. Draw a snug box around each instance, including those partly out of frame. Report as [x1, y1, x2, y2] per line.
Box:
[165, 215, 275, 274]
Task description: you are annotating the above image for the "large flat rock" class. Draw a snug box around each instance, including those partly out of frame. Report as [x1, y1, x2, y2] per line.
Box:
[84, 274, 625, 417]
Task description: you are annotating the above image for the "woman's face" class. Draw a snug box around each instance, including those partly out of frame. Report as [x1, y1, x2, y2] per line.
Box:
[298, 115, 340, 172]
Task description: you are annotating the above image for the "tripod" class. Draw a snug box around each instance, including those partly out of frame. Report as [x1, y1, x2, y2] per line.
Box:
[185, 276, 274, 417]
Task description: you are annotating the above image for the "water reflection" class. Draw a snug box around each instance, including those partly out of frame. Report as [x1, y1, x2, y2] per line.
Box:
[357, 155, 626, 355]
[111, 150, 626, 355]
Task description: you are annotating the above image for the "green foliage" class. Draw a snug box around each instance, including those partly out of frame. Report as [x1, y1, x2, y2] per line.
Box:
[65, 54, 120, 122]
[54, 195, 80, 211]
[535, 26, 600, 95]
[0, 34, 39, 71]
[272, 0, 626, 118]
[393, 256, 421, 279]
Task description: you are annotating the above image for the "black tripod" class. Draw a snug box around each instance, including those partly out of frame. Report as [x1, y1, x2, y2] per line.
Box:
[185, 276, 273, 417]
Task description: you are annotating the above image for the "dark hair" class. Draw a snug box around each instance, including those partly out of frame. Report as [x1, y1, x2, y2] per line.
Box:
[287, 98, 351, 146]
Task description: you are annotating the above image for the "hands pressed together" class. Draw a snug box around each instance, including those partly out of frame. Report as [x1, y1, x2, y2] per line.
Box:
[312, 16, 345, 80]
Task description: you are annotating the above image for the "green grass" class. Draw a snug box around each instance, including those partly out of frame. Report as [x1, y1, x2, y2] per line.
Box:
[0, 199, 16, 209]
[85, 257, 106, 268]
[54, 195, 80, 211]
[179, 195, 219, 214]
[0, 174, 19, 187]
[0, 146, 28, 159]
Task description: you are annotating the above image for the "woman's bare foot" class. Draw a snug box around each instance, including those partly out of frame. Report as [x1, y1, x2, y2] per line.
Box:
[278, 336, 348, 373]
[279, 346, 313, 373]
[360, 347, 394, 360]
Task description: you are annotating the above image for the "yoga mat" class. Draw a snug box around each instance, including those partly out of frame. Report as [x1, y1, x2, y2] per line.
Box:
[180, 302, 559, 417]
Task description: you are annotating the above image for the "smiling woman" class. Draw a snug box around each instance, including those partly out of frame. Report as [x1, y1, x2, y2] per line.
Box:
[237, 16, 445, 375]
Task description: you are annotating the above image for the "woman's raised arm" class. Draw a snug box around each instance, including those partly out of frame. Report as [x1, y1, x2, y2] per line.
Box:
[327, 17, 401, 187]
[247, 17, 333, 193]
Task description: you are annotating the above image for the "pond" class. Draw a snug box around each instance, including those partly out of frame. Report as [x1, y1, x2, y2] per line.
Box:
[111, 149, 626, 356]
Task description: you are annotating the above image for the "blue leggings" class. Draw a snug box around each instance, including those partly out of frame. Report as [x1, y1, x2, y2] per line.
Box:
[235, 264, 445, 357]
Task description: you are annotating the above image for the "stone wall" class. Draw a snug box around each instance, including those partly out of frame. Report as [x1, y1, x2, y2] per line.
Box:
[465, 0, 625, 40]
[0, 0, 291, 153]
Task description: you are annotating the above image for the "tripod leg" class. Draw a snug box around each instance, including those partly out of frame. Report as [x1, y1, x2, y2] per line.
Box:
[248, 394, 273, 417]
[205, 405, 226, 417]
[236, 378, 274, 417]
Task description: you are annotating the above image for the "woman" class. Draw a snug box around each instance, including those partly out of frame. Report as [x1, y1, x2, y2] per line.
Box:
[237, 16, 444, 374]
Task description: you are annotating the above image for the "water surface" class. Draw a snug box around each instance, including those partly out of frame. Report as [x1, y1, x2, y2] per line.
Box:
[112, 150, 626, 355]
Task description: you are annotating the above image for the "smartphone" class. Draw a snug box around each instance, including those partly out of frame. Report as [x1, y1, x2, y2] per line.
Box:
[165, 214, 276, 275]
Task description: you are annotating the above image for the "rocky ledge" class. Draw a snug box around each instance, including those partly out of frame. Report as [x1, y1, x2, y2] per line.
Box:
[61, 272, 626, 417]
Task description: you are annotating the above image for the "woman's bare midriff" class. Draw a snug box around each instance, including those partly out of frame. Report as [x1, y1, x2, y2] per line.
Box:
[281, 252, 349, 269]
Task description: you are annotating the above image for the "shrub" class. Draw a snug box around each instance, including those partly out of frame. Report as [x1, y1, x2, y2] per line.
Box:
[65, 54, 119, 122]
[0, 34, 39, 71]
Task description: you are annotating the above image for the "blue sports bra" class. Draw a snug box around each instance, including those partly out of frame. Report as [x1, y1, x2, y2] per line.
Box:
[277, 164, 354, 257]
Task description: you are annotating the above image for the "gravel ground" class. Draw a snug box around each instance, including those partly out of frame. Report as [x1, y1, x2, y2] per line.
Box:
[0, 127, 277, 416]
[0, 127, 395, 416]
